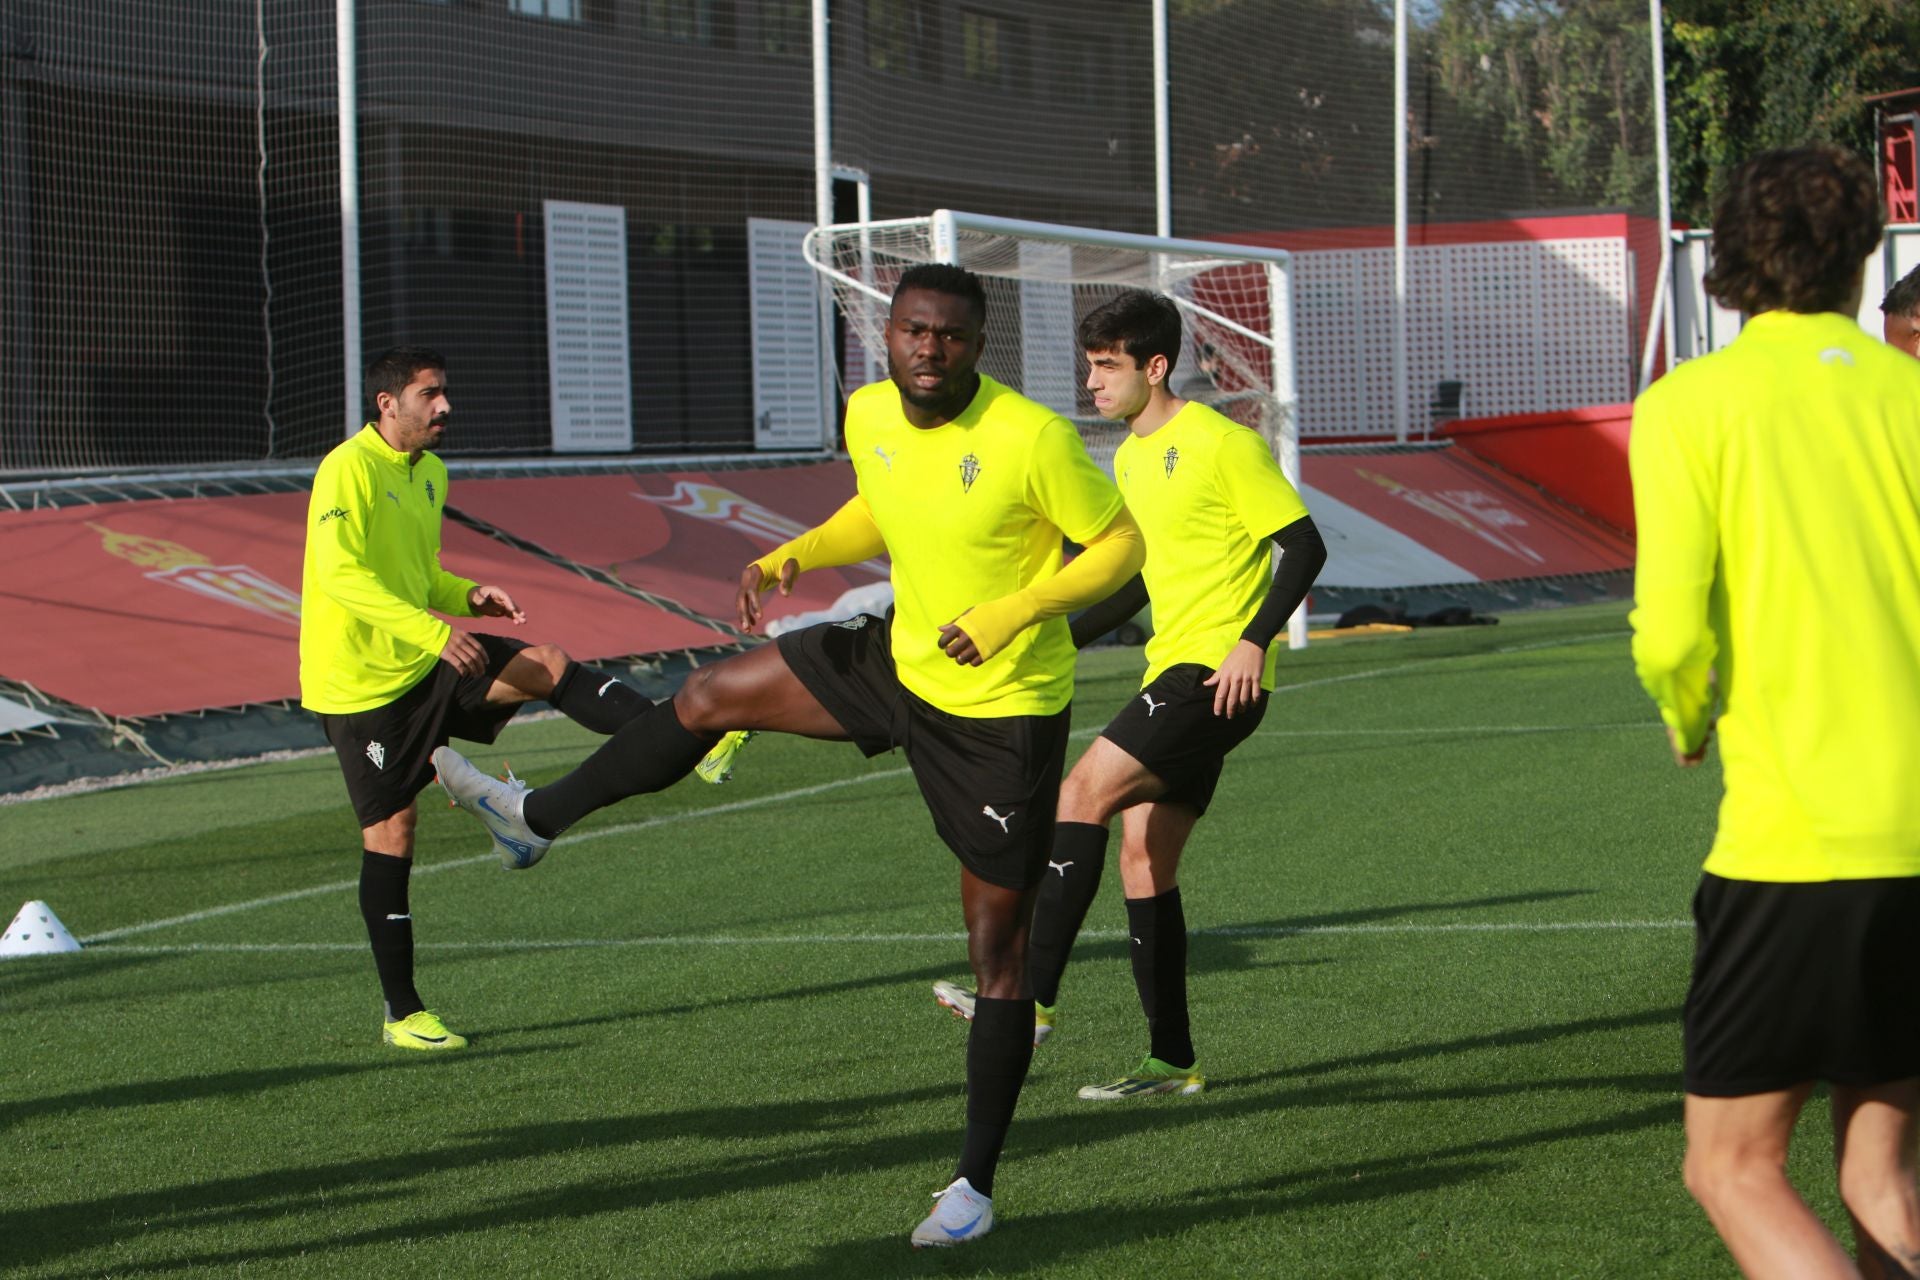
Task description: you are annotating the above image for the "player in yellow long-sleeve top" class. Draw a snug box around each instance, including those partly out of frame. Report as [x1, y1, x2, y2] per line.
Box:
[1630, 148, 1920, 1279]
[434, 265, 1144, 1246]
[303, 346, 654, 1052]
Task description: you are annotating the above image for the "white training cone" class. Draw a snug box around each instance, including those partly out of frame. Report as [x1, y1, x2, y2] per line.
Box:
[0, 900, 82, 958]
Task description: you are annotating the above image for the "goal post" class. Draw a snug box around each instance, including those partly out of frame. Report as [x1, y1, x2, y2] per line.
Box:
[803, 209, 1307, 650]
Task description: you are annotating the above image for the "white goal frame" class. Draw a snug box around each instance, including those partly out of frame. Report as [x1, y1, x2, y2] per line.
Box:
[803, 209, 1306, 650]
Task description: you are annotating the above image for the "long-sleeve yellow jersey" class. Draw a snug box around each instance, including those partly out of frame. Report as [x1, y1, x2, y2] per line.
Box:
[299, 425, 475, 714]
[1630, 309, 1920, 881]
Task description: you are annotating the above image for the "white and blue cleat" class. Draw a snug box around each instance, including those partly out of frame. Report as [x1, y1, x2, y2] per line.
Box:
[431, 746, 552, 870]
[910, 1177, 994, 1248]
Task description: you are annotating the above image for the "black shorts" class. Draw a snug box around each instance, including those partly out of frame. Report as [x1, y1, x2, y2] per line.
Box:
[1684, 872, 1920, 1097]
[777, 614, 1071, 891]
[1099, 663, 1268, 815]
[317, 634, 529, 828]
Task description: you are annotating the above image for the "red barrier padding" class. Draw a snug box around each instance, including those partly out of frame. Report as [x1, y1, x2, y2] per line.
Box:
[1439, 404, 1636, 535]
[450, 463, 887, 628]
[1303, 448, 1633, 582]
[0, 493, 729, 719]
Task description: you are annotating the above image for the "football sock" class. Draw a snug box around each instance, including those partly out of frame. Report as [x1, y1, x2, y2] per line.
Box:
[549, 661, 652, 735]
[1026, 821, 1110, 1007]
[953, 996, 1035, 1199]
[359, 851, 423, 1021]
[1126, 888, 1194, 1069]
[523, 698, 714, 838]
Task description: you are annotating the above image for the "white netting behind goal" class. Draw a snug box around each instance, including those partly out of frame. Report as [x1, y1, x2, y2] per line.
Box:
[803, 214, 1295, 478]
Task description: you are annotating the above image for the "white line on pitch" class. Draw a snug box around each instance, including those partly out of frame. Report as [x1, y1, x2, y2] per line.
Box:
[80, 628, 1634, 945]
[81, 918, 1693, 954]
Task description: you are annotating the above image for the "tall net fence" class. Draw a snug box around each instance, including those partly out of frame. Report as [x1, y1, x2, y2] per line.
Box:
[3, 0, 1665, 475]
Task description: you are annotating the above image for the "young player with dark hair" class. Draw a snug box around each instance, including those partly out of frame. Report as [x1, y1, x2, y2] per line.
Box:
[302, 346, 653, 1052]
[434, 265, 1145, 1246]
[1881, 263, 1920, 358]
[930, 289, 1325, 1098]
[1635, 146, 1920, 1277]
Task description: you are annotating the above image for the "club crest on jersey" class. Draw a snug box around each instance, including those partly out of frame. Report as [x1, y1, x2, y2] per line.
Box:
[1164, 446, 1180, 478]
[424, 478, 437, 506]
[959, 453, 981, 493]
[365, 741, 386, 770]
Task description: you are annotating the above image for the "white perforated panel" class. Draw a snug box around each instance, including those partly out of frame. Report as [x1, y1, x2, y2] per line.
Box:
[1293, 237, 1633, 436]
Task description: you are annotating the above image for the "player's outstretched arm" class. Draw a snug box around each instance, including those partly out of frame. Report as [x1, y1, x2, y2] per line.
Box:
[735, 495, 887, 632]
[942, 508, 1146, 664]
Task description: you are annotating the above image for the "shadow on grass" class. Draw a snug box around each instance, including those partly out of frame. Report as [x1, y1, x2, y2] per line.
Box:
[16, 1005, 1679, 1276]
[1050, 888, 1600, 976]
[0, 1046, 557, 1134]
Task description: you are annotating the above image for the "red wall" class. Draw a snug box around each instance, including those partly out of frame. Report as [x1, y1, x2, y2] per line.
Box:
[1439, 404, 1636, 536]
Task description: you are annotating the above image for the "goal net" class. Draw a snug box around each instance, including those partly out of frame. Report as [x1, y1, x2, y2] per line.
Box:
[804, 210, 1305, 649]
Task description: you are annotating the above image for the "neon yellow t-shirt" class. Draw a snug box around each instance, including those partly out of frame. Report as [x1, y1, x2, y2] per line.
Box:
[1116, 403, 1310, 689]
[845, 375, 1124, 716]
[1630, 309, 1920, 882]
[299, 425, 476, 714]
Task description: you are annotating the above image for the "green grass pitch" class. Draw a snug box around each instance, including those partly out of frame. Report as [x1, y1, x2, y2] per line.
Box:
[0, 601, 1849, 1276]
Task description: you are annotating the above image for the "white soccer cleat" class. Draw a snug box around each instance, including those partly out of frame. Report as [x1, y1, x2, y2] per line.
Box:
[910, 1177, 994, 1248]
[932, 981, 1054, 1048]
[432, 746, 552, 870]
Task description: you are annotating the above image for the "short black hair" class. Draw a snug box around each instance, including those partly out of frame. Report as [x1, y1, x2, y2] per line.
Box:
[1703, 146, 1881, 315]
[365, 346, 446, 413]
[1077, 289, 1183, 375]
[1883, 265, 1920, 319]
[892, 263, 988, 325]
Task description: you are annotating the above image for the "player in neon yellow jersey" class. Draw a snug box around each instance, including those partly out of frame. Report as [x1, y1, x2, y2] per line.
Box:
[436, 265, 1144, 1246]
[303, 347, 654, 1051]
[1632, 146, 1920, 1277]
[933, 290, 1325, 1099]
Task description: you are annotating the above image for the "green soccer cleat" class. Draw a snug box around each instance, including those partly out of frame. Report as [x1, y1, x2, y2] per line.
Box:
[932, 980, 1056, 1048]
[382, 1009, 469, 1052]
[1076, 1056, 1205, 1100]
[694, 729, 757, 785]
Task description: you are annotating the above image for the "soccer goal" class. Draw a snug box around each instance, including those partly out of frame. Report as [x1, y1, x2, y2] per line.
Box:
[803, 209, 1306, 650]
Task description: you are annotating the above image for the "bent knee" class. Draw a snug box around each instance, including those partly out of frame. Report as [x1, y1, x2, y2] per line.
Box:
[674, 668, 728, 734]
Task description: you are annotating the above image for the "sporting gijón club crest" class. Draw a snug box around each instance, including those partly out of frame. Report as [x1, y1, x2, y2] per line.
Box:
[959, 453, 982, 493]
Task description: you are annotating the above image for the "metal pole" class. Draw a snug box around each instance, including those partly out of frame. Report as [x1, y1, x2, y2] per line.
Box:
[1270, 261, 1307, 651]
[337, 0, 361, 437]
[1153, 0, 1171, 239]
[1638, 0, 1672, 393]
[812, 0, 835, 449]
[1391, 0, 1409, 444]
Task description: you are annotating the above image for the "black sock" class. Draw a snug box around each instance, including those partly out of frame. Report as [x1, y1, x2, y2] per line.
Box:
[1126, 888, 1194, 1069]
[523, 699, 714, 838]
[953, 996, 1035, 1199]
[1026, 821, 1110, 1008]
[359, 851, 423, 1021]
[549, 661, 653, 735]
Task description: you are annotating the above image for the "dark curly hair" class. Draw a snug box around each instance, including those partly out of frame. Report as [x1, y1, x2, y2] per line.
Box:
[1703, 146, 1882, 316]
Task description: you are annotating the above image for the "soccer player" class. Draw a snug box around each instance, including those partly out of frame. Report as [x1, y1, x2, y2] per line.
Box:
[433, 265, 1144, 1246]
[1881, 264, 1920, 358]
[1631, 146, 1920, 1278]
[931, 291, 1325, 1100]
[302, 346, 653, 1052]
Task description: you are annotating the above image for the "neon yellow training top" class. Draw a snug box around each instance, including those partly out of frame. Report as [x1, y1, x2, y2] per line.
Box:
[844, 375, 1126, 717]
[1115, 402, 1310, 690]
[1630, 309, 1920, 882]
[299, 425, 476, 714]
